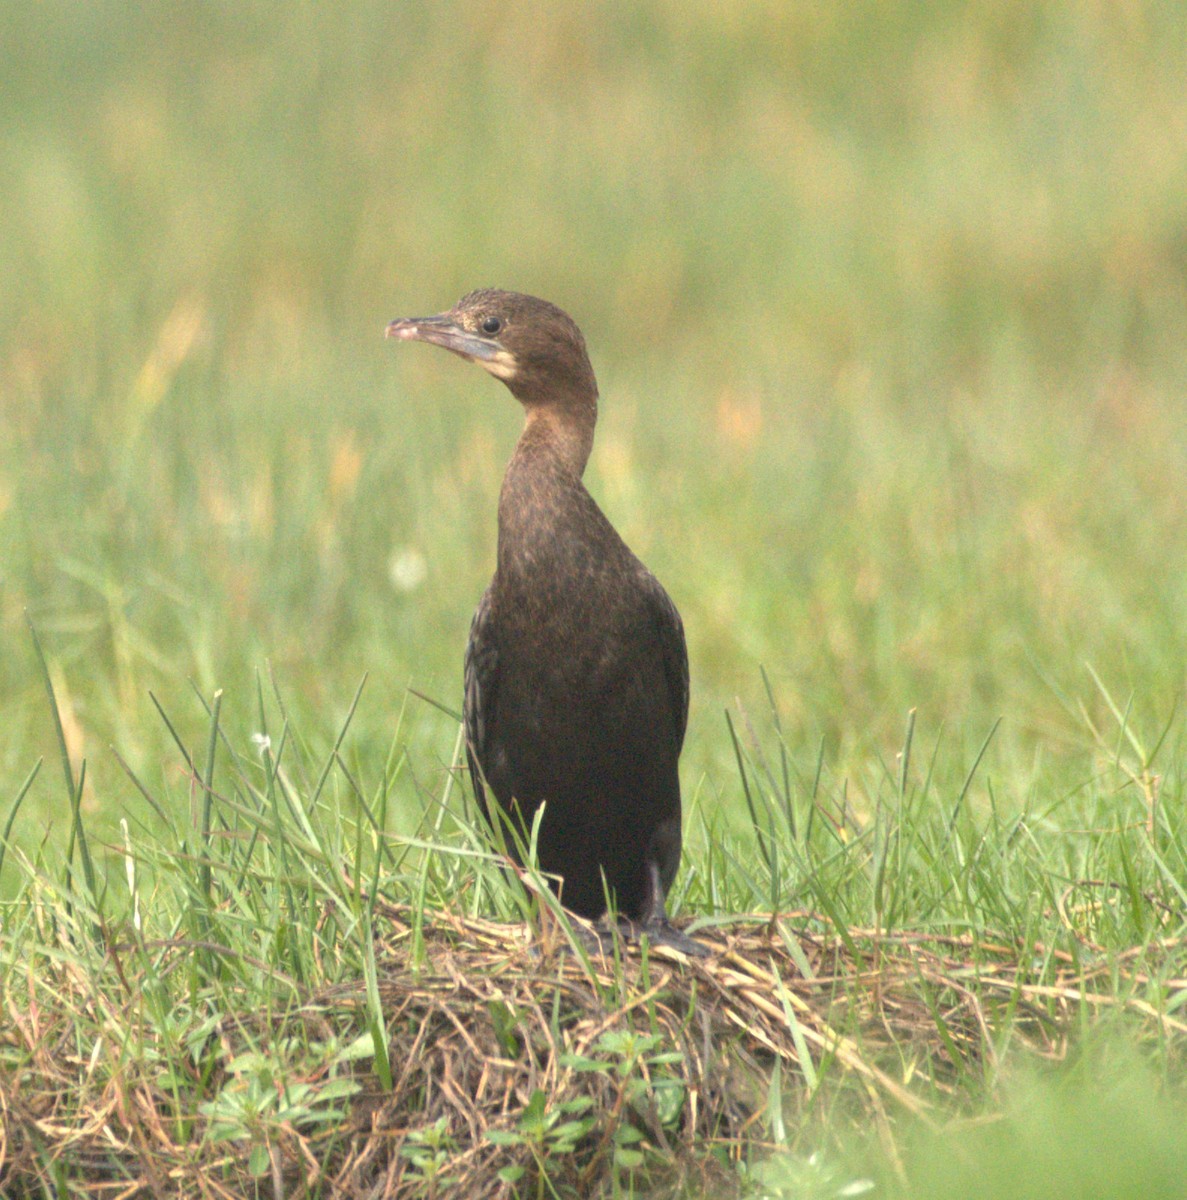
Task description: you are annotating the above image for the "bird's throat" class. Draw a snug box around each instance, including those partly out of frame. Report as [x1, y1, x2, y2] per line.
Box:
[518, 404, 596, 480]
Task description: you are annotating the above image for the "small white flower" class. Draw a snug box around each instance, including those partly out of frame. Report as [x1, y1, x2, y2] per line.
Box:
[251, 732, 272, 755]
[388, 546, 428, 593]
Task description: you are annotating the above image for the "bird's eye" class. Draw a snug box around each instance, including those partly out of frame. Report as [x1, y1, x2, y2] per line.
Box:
[481, 316, 503, 335]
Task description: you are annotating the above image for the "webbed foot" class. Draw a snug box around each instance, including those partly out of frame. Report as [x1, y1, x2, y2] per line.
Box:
[630, 858, 713, 957]
[635, 915, 712, 958]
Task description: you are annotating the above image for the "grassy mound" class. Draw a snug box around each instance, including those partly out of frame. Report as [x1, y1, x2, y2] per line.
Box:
[4, 886, 1182, 1197]
[1, 656, 1185, 1196]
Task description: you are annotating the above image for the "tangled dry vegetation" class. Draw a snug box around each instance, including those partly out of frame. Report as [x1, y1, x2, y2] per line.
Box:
[3, 901, 1184, 1199]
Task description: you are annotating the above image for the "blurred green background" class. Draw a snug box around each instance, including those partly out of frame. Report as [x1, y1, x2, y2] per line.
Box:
[2, 1, 1186, 847]
[757, 1035, 1187, 1200]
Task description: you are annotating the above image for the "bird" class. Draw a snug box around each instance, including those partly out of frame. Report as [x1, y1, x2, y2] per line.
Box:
[386, 289, 707, 956]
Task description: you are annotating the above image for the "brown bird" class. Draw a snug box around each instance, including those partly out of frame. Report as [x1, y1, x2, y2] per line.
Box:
[387, 290, 705, 955]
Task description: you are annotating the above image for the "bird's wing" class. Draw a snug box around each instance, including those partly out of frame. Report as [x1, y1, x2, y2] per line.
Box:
[463, 584, 497, 810]
[640, 571, 690, 753]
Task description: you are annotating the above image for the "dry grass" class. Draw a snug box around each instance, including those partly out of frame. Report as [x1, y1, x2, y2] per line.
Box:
[4, 897, 1181, 1199]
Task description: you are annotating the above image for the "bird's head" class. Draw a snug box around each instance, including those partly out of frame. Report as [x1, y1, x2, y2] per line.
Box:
[386, 289, 598, 410]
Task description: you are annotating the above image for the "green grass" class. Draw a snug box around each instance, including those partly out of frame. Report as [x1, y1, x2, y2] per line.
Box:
[1, 665, 1184, 1194]
[2, 1, 1187, 1194]
[754, 1038, 1187, 1199]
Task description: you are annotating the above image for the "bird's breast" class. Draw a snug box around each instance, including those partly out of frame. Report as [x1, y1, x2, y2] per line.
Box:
[491, 459, 669, 709]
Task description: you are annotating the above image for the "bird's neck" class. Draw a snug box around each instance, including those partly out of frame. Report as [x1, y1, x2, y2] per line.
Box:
[515, 402, 597, 480]
[496, 403, 598, 577]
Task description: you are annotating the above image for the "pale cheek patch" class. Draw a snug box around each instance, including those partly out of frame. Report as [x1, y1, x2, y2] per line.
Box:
[478, 350, 519, 381]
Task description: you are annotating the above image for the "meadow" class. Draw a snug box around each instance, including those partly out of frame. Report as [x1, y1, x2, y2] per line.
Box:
[2, 2, 1187, 1195]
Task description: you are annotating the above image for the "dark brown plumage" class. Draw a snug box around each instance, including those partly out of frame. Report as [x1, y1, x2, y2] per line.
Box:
[387, 290, 704, 954]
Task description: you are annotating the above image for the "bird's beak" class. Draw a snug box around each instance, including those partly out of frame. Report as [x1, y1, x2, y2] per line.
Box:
[385, 312, 502, 363]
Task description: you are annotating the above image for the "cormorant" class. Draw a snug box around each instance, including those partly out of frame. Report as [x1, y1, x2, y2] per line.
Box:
[387, 290, 705, 955]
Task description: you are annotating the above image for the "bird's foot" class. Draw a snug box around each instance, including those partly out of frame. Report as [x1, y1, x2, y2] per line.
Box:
[617, 915, 712, 959]
[539, 911, 713, 960]
[566, 919, 621, 957]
